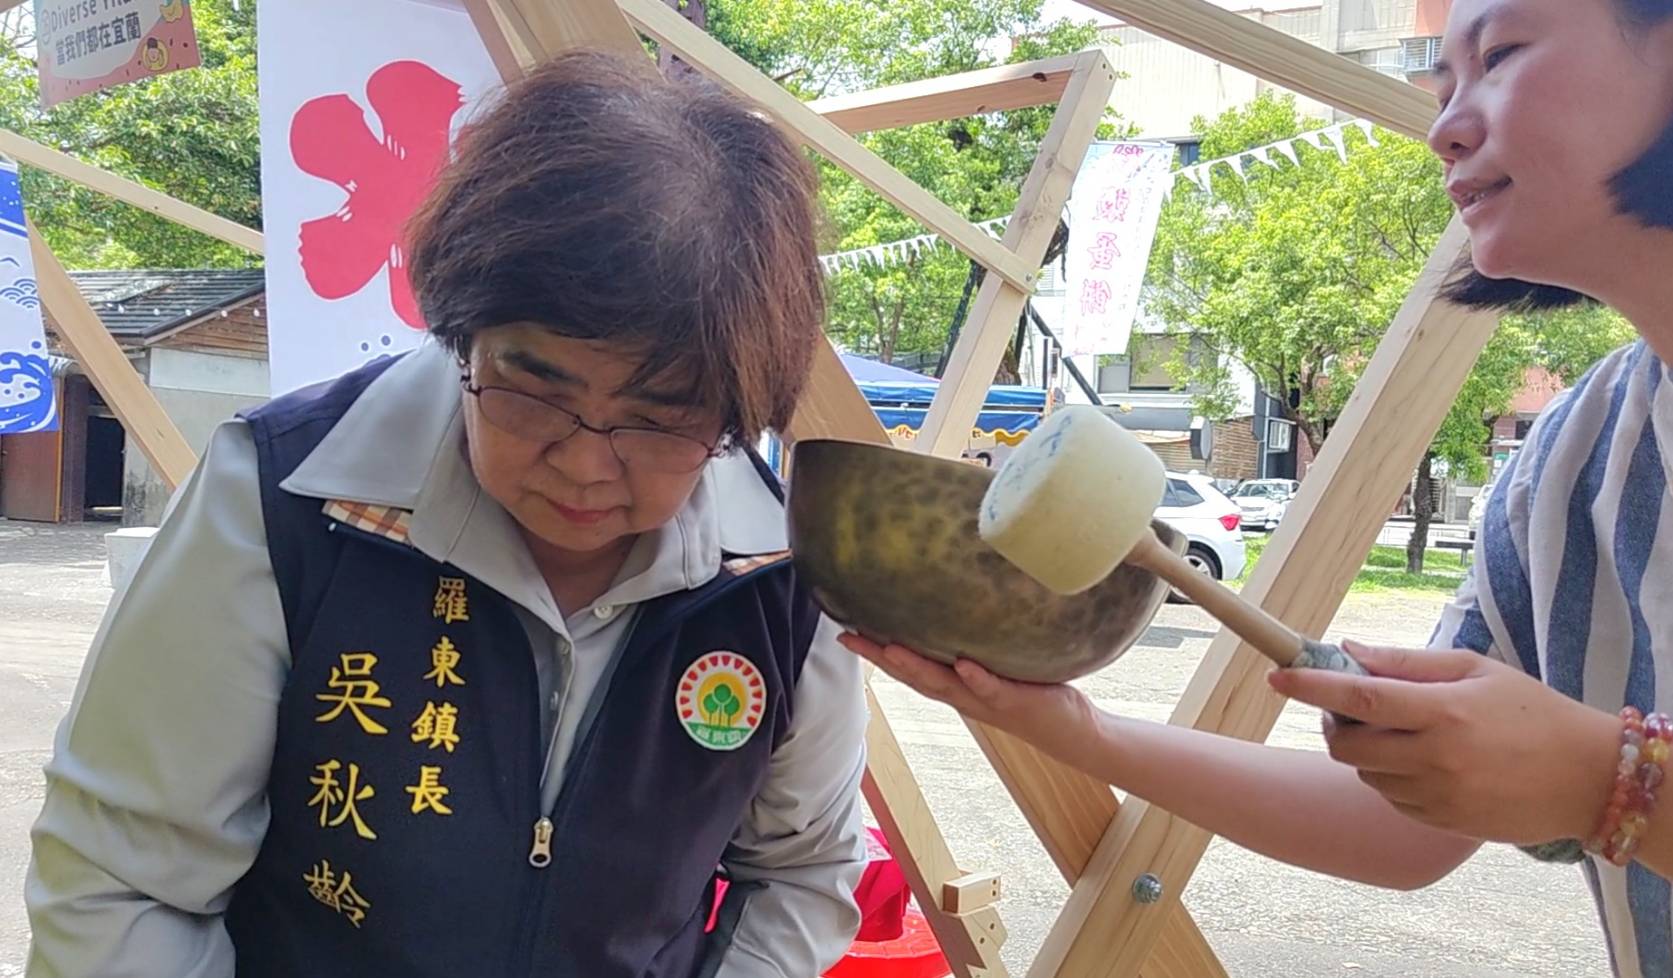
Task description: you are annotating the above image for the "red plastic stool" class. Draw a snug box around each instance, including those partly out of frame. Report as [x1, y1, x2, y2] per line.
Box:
[821, 904, 950, 978]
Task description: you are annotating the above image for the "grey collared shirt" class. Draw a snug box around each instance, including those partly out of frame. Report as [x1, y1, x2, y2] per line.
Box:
[25, 344, 869, 977]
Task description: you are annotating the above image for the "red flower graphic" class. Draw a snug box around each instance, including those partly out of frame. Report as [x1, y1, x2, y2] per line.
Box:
[290, 61, 466, 330]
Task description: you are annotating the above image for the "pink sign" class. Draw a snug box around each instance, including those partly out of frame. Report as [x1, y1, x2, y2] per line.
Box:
[36, 0, 203, 109]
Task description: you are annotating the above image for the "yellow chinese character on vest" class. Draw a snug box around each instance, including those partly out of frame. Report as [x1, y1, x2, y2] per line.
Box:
[433, 577, 470, 624]
[307, 760, 378, 840]
[410, 702, 461, 753]
[405, 765, 453, 815]
[424, 637, 466, 687]
[302, 860, 372, 928]
[315, 652, 392, 735]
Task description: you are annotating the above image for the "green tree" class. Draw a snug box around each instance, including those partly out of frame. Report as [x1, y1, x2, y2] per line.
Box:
[1408, 322, 1533, 572]
[1145, 92, 1453, 454]
[714, 0, 1114, 368]
[1517, 303, 1638, 385]
[0, 0, 259, 270]
[1147, 93, 1641, 573]
[1405, 306, 1632, 573]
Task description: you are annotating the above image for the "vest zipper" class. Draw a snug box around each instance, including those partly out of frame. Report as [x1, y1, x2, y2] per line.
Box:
[511, 567, 779, 974]
[528, 817, 554, 868]
[516, 612, 640, 974]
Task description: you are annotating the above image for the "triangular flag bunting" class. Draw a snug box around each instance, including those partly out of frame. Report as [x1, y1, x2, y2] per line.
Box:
[1321, 125, 1348, 162]
[1250, 145, 1278, 169]
[1353, 119, 1380, 147]
[1276, 139, 1300, 166]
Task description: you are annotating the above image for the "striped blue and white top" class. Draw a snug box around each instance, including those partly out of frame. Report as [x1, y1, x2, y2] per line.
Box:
[1433, 339, 1673, 978]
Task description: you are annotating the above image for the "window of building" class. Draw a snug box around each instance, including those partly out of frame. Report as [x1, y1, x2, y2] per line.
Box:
[1130, 334, 1184, 391]
[1354, 46, 1406, 77]
[1402, 36, 1442, 72]
[1096, 334, 1201, 394]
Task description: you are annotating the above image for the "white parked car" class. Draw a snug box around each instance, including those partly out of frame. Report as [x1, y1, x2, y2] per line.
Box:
[1155, 473, 1248, 602]
[1230, 478, 1299, 532]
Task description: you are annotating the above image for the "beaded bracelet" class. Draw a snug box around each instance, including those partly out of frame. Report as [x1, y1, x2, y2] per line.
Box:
[1584, 707, 1673, 867]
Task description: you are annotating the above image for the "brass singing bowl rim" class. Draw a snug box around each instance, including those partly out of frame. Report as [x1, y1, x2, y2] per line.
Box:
[785, 437, 1181, 684]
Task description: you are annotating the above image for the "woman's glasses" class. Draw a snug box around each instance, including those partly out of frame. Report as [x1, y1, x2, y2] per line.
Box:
[462, 379, 722, 474]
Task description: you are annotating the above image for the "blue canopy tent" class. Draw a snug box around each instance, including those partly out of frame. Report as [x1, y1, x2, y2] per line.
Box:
[759, 355, 1052, 472]
[838, 354, 1049, 442]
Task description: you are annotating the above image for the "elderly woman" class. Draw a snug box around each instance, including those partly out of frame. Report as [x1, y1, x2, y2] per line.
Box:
[26, 52, 867, 978]
[850, 0, 1673, 972]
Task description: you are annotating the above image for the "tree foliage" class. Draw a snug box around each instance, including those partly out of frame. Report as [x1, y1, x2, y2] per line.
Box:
[1144, 92, 1455, 453]
[0, 0, 260, 270]
[1145, 92, 1638, 571]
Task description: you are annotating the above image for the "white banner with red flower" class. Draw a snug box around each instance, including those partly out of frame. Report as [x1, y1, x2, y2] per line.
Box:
[258, 0, 500, 395]
[1058, 141, 1174, 360]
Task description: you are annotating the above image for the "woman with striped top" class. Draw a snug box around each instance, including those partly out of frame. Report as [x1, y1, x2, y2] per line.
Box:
[845, 0, 1673, 972]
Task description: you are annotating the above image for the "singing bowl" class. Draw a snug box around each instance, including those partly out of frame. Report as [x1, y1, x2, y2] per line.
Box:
[786, 438, 1183, 684]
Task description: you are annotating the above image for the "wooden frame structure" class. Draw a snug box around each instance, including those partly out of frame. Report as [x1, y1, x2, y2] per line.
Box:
[22, 2, 1503, 976]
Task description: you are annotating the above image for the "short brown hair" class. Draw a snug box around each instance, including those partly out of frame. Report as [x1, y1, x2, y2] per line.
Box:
[407, 50, 824, 441]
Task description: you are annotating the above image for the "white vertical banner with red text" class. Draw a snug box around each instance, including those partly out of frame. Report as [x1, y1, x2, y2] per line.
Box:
[1057, 141, 1174, 360]
[257, 0, 502, 396]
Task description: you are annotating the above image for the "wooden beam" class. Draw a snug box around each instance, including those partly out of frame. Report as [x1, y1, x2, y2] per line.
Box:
[30, 222, 195, 490]
[0, 131, 263, 255]
[863, 685, 1009, 976]
[914, 50, 1111, 458]
[956, 904, 1008, 954]
[498, 0, 647, 65]
[615, 0, 1039, 292]
[465, 0, 539, 78]
[1031, 218, 1496, 978]
[944, 873, 1002, 914]
[810, 55, 1080, 134]
[784, 340, 892, 448]
[1075, 0, 1436, 141]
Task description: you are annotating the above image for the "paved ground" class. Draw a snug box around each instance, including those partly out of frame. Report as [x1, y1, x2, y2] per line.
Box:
[0, 520, 1611, 977]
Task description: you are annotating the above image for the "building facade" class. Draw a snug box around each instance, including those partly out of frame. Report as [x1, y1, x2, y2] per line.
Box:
[0, 269, 268, 526]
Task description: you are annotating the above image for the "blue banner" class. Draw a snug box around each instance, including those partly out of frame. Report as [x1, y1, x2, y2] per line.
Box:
[0, 161, 55, 435]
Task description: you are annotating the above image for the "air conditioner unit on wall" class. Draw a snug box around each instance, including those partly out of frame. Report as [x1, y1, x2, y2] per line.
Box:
[1266, 418, 1293, 453]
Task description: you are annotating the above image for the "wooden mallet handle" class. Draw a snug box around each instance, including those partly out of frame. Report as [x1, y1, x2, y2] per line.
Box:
[1125, 532, 1307, 667]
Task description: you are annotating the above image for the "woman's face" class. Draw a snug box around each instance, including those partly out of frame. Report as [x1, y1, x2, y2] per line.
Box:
[1429, 0, 1673, 288]
[461, 324, 724, 561]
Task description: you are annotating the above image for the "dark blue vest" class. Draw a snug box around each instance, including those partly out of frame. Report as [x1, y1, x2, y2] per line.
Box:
[223, 356, 820, 977]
